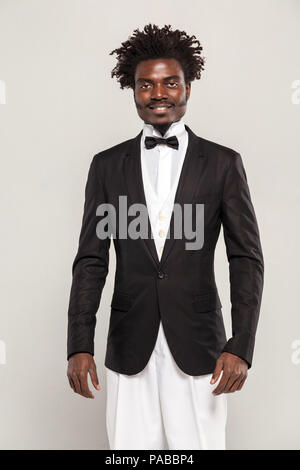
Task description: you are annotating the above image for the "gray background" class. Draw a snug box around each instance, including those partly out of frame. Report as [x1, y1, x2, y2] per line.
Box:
[0, 0, 299, 450]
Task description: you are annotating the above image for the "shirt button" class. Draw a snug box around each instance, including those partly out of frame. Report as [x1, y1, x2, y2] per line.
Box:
[158, 229, 165, 238]
[159, 246, 163, 253]
[158, 213, 165, 221]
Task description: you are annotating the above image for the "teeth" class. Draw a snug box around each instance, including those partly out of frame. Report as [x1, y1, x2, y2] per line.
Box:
[149, 105, 171, 109]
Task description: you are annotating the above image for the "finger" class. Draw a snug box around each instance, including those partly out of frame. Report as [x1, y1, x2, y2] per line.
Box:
[78, 371, 94, 399]
[68, 376, 76, 392]
[236, 375, 247, 391]
[71, 372, 82, 395]
[212, 371, 231, 395]
[89, 365, 100, 391]
[228, 375, 245, 393]
[224, 374, 242, 393]
[210, 359, 223, 384]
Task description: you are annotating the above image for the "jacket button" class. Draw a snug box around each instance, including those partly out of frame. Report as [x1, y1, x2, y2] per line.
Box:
[158, 271, 165, 279]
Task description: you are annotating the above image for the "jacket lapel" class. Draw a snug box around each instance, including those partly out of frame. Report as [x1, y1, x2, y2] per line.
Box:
[123, 124, 206, 269]
[123, 130, 160, 267]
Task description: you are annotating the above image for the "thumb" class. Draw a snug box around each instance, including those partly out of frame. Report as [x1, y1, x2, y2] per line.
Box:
[89, 364, 100, 390]
[210, 358, 223, 384]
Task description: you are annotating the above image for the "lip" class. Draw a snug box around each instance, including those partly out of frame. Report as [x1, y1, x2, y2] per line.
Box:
[148, 104, 173, 114]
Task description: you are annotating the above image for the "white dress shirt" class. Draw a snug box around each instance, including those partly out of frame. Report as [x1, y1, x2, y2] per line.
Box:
[140, 118, 188, 259]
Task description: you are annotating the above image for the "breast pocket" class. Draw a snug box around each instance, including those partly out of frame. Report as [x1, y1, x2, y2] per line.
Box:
[110, 290, 132, 312]
[192, 290, 222, 314]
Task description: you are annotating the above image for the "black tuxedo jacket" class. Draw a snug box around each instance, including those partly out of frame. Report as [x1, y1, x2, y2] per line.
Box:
[67, 124, 264, 375]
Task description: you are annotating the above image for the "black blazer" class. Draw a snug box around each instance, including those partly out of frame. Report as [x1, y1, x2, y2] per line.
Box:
[67, 125, 264, 375]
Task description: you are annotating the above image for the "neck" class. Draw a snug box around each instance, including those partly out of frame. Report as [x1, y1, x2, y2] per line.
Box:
[152, 123, 171, 137]
[152, 119, 180, 137]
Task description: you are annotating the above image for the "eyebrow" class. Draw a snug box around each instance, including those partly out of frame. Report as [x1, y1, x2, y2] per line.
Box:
[136, 75, 181, 83]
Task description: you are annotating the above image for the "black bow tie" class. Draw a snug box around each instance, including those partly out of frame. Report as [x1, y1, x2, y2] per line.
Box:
[145, 135, 179, 150]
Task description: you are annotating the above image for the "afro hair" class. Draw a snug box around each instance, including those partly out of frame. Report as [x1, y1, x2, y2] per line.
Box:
[109, 23, 205, 89]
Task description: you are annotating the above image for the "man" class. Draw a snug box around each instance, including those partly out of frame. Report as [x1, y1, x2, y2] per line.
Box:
[66, 24, 264, 450]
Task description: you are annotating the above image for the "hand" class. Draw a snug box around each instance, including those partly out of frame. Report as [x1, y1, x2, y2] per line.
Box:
[67, 353, 100, 399]
[210, 352, 248, 395]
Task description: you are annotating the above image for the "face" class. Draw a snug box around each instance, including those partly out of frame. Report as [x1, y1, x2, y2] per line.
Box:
[133, 58, 191, 136]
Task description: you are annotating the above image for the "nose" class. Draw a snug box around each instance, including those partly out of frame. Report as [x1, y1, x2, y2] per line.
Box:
[151, 83, 168, 100]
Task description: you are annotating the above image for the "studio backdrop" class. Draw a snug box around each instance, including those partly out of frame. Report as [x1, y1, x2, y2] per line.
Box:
[0, 0, 299, 450]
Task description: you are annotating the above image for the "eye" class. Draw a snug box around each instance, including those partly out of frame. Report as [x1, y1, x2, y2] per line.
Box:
[140, 84, 150, 89]
[168, 82, 178, 87]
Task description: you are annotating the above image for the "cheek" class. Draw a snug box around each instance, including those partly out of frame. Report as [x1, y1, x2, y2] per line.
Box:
[135, 94, 150, 106]
[172, 88, 187, 104]
[134, 94, 145, 108]
[178, 92, 188, 105]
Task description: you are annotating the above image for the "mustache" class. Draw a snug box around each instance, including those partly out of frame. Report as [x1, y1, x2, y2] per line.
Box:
[147, 102, 174, 108]
[134, 99, 186, 110]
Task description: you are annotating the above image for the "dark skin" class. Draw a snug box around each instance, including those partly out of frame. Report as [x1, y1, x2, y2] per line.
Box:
[133, 58, 190, 136]
[67, 58, 248, 398]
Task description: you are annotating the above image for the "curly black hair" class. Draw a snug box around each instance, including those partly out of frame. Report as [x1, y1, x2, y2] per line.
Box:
[109, 23, 205, 90]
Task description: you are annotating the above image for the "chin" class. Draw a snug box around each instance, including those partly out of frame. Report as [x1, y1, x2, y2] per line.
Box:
[150, 115, 173, 122]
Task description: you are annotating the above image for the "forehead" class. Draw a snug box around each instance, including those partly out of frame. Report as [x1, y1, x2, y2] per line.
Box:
[135, 58, 184, 80]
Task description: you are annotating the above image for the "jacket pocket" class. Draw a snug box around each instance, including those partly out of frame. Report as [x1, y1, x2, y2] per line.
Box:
[192, 290, 222, 313]
[110, 290, 132, 312]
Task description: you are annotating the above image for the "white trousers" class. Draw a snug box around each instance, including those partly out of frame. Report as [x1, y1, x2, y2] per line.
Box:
[105, 320, 227, 450]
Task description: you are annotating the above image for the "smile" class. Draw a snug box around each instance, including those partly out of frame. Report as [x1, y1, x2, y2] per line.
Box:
[149, 105, 173, 114]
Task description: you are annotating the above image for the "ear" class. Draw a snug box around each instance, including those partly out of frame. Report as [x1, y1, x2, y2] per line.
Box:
[186, 82, 191, 100]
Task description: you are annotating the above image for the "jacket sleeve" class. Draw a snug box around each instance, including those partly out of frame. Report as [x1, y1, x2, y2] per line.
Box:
[67, 154, 111, 360]
[220, 152, 264, 368]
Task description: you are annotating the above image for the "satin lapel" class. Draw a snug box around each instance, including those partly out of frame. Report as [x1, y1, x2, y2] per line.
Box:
[123, 124, 206, 269]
